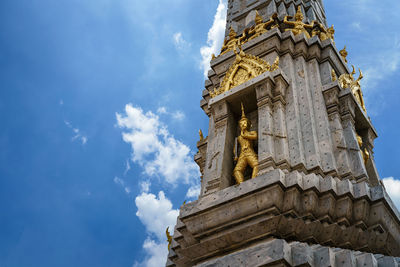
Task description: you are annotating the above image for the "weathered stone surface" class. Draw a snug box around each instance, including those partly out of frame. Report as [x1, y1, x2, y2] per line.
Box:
[191, 238, 400, 267]
[168, 0, 400, 266]
[169, 170, 400, 265]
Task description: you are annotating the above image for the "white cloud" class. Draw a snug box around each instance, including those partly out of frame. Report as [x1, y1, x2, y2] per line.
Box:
[134, 238, 169, 267]
[116, 104, 199, 185]
[134, 191, 178, 266]
[382, 177, 400, 211]
[186, 184, 200, 199]
[64, 120, 88, 145]
[157, 106, 167, 114]
[172, 110, 185, 121]
[140, 180, 151, 193]
[200, 0, 227, 77]
[173, 32, 191, 51]
[135, 191, 178, 241]
[362, 37, 400, 93]
[124, 159, 131, 175]
[113, 176, 131, 194]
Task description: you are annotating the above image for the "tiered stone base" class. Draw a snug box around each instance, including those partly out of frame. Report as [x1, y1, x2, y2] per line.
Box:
[194, 238, 400, 267]
[167, 170, 400, 266]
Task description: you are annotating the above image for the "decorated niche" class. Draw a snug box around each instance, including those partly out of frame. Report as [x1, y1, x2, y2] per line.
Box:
[210, 49, 279, 98]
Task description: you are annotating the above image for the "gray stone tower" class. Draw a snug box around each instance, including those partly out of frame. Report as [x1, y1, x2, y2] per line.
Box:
[167, 0, 400, 266]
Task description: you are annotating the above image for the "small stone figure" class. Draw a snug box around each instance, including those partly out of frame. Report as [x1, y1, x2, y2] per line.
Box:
[233, 103, 258, 184]
[246, 12, 278, 42]
[284, 6, 314, 38]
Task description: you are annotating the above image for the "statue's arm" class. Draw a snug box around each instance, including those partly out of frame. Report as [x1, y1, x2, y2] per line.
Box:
[305, 20, 315, 29]
[243, 131, 258, 140]
[283, 16, 291, 25]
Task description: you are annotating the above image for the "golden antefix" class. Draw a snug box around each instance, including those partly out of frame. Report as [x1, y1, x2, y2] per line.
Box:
[233, 103, 258, 184]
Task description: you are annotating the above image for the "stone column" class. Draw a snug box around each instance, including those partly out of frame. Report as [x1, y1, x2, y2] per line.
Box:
[256, 78, 275, 175]
[202, 100, 236, 195]
[272, 75, 289, 170]
[322, 84, 352, 178]
[364, 128, 380, 186]
[339, 94, 368, 182]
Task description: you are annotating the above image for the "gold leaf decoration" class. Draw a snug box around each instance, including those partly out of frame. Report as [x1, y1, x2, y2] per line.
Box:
[210, 50, 279, 98]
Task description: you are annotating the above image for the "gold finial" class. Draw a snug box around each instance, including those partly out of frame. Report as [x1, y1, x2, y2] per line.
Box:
[241, 102, 246, 119]
[199, 129, 204, 141]
[295, 6, 303, 21]
[183, 200, 186, 205]
[255, 11, 263, 24]
[340, 46, 348, 64]
[331, 69, 337, 82]
[166, 227, 172, 250]
[211, 53, 216, 60]
[351, 65, 356, 76]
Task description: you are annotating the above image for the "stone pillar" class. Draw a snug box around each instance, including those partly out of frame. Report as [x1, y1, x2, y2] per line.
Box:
[256, 79, 275, 175]
[272, 75, 289, 170]
[323, 84, 352, 178]
[364, 128, 380, 186]
[202, 100, 235, 195]
[339, 94, 368, 182]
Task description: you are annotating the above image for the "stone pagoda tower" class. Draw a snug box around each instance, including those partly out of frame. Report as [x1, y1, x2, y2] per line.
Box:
[167, 0, 400, 266]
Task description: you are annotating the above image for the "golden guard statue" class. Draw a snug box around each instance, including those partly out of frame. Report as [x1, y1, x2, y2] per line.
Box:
[284, 6, 314, 38]
[246, 12, 278, 42]
[357, 134, 370, 165]
[220, 27, 245, 56]
[338, 66, 366, 112]
[312, 22, 335, 43]
[233, 103, 258, 184]
[351, 69, 366, 112]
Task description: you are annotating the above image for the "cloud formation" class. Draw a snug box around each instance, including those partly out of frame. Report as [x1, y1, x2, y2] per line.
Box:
[64, 120, 88, 145]
[134, 191, 179, 267]
[382, 177, 400, 211]
[113, 177, 131, 194]
[200, 0, 227, 77]
[116, 104, 199, 185]
[173, 32, 191, 51]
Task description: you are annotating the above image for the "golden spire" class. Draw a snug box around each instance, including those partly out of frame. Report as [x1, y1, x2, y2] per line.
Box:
[255, 11, 263, 24]
[295, 6, 303, 20]
[199, 129, 204, 141]
[241, 102, 246, 119]
[166, 227, 172, 250]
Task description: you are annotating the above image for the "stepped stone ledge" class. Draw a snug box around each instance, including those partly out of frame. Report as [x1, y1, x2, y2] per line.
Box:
[168, 169, 400, 266]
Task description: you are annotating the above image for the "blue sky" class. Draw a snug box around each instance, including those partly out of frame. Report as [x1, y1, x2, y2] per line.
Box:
[0, 0, 400, 266]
